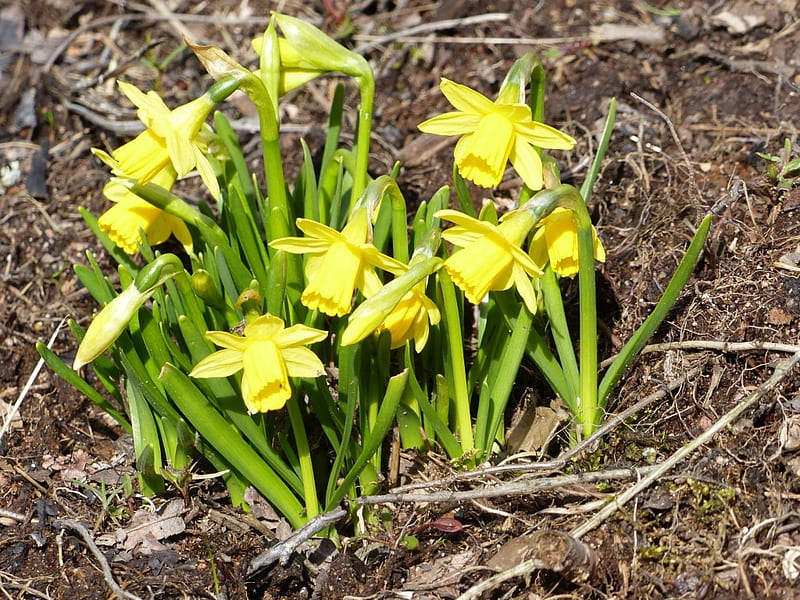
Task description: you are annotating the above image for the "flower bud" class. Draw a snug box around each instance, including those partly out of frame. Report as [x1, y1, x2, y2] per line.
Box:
[74, 254, 184, 369]
[272, 13, 371, 84]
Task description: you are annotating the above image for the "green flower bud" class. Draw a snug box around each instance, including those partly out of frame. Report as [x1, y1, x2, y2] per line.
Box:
[272, 12, 371, 84]
[191, 269, 226, 310]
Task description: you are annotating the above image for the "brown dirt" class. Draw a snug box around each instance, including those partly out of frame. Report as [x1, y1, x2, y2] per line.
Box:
[3, 0, 800, 598]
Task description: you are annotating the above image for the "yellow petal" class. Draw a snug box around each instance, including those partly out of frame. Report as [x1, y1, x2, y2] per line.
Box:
[275, 323, 328, 347]
[444, 237, 513, 304]
[98, 199, 159, 254]
[418, 112, 481, 136]
[189, 348, 244, 378]
[280, 346, 325, 378]
[243, 314, 285, 339]
[439, 78, 496, 116]
[269, 236, 330, 254]
[193, 148, 220, 199]
[512, 263, 538, 314]
[515, 120, 576, 149]
[454, 112, 514, 188]
[301, 241, 362, 316]
[205, 330, 248, 350]
[529, 227, 549, 271]
[113, 130, 170, 182]
[294, 218, 345, 243]
[509, 135, 544, 190]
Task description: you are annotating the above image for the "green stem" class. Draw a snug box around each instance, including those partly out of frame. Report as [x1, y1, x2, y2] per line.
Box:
[351, 75, 375, 203]
[580, 98, 616, 203]
[286, 393, 319, 519]
[437, 270, 474, 454]
[480, 301, 533, 456]
[540, 265, 579, 405]
[259, 107, 292, 241]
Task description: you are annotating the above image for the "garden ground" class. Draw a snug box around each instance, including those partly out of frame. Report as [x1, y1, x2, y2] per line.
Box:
[2, 0, 800, 598]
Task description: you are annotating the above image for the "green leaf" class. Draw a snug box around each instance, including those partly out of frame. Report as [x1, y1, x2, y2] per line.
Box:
[36, 343, 131, 433]
[452, 164, 475, 217]
[127, 378, 165, 495]
[160, 363, 305, 528]
[326, 369, 409, 509]
[598, 214, 712, 405]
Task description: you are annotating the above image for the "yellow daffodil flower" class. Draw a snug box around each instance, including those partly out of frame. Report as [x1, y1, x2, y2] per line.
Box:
[189, 314, 327, 414]
[379, 283, 440, 352]
[97, 166, 192, 254]
[418, 78, 576, 190]
[529, 207, 606, 278]
[270, 208, 406, 317]
[105, 81, 222, 198]
[436, 209, 543, 313]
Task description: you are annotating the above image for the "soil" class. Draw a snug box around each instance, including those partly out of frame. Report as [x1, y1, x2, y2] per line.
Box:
[2, 0, 800, 598]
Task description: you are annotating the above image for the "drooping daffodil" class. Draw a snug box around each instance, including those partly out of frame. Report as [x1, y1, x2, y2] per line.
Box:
[436, 209, 543, 313]
[270, 208, 406, 317]
[529, 207, 606, 278]
[189, 314, 327, 414]
[418, 78, 575, 190]
[378, 283, 440, 352]
[96, 165, 193, 254]
[99, 78, 238, 199]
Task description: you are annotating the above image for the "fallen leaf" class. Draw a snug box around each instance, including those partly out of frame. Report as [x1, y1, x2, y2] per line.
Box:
[123, 498, 186, 551]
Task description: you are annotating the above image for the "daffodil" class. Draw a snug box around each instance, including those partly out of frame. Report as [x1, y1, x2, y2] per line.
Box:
[100, 79, 236, 199]
[418, 78, 576, 190]
[528, 207, 606, 278]
[97, 166, 192, 254]
[379, 283, 440, 352]
[437, 209, 543, 313]
[270, 208, 406, 317]
[189, 314, 327, 413]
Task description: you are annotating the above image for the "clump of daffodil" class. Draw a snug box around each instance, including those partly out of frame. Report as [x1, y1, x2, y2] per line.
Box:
[96, 165, 193, 254]
[436, 209, 543, 313]
[418, 78, 575, 190]
[529, 207, 606, 278]
[189, 314, 327, 414]
[94, 78, 238, 200]
[270, 207, 406, 317]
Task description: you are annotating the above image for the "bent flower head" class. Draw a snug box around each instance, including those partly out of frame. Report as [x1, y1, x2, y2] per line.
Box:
[105, 81, 221, 198]
[418, 78, 575, 190]
[378, 284, 441, 352]
[529, 207, 606, 278]
[189, 314, 327, 413]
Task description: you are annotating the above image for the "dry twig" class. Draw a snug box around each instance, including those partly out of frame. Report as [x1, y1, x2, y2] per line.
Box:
[247, 507, 347, 577]
[54, 518, 143, 600]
